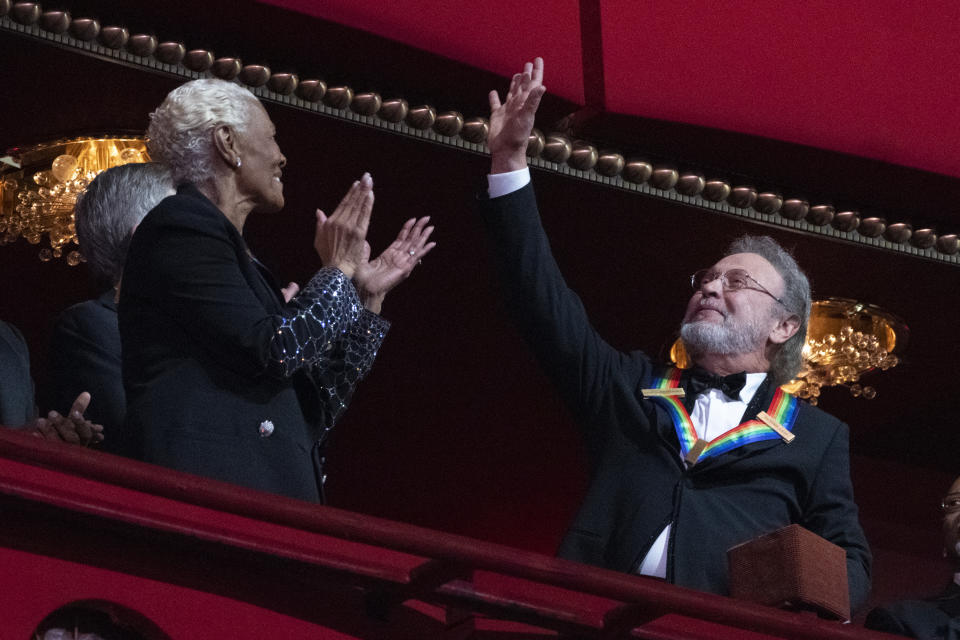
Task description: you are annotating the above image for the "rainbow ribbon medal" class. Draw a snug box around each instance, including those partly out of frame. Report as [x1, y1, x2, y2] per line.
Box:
[643, 367, 799, 465]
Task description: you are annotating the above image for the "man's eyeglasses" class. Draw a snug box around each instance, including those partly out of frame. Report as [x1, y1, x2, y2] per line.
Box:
[690, 268, 786, 308]
[941, 494, 960, 513]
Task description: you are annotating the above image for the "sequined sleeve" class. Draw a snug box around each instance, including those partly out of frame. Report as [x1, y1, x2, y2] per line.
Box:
[309, 309, 390, 434]
[266, 267, 389, 379]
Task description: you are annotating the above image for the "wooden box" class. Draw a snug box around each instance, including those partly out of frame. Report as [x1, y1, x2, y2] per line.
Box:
[727, 524, 850, 621]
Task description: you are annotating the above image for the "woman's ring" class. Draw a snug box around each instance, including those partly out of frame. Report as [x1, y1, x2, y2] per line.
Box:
[408, 250, 416, 257]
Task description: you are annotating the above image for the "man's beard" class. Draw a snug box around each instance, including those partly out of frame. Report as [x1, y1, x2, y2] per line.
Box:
[680, 313, 769, 356]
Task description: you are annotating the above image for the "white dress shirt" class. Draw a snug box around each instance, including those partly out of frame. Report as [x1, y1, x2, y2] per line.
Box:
[488, 168, 531, 198]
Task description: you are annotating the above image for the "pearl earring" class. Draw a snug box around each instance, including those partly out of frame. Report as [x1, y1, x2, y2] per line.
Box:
[236, 158, 242, 168]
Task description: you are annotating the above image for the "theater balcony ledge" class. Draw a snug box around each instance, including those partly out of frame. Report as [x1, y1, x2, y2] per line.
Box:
[0, 428, 895, 640]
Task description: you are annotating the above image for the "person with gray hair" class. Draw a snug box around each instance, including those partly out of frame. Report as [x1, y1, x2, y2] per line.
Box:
[118, 78, 434, 502]
[478, 58, 870, 610]
[46, 163, 175, 450]
[75, 162, 174, 290]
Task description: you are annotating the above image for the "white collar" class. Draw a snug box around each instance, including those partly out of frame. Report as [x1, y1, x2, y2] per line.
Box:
[739, 372, 768, 403]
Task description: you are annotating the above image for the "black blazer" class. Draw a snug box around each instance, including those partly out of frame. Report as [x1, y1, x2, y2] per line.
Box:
[46, 290, 125, 452]
[119, 184, 389, 502]
[480, 182, 871, 610]
[0, 320, 34, 428]
[866, 583, 960, 639]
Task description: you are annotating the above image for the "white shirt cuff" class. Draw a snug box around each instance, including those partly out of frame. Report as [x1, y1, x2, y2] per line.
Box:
[487, 168, 531, 198]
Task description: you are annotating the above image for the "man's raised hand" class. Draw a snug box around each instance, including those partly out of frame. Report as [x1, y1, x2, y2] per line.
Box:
[488, 57, 546, 174]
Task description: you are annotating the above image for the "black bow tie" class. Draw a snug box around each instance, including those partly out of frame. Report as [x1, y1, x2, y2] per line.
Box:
[685, 368, 748, 401]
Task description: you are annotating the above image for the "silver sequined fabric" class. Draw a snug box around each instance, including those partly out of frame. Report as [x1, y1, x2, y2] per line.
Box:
[310, 308, 390, 430]
[267, 267, 389, 427]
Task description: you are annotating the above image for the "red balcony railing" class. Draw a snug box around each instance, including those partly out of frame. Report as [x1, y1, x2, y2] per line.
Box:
[0, 427, 899, 639]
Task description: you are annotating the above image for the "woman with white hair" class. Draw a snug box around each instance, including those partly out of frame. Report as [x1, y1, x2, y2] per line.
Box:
[119, 78, 434, 502]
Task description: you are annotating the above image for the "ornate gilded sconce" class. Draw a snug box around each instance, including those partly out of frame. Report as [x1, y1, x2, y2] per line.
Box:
[0, 135, 149, 264]
[782, 298, 907, 404]
[670, 297, 907, 405]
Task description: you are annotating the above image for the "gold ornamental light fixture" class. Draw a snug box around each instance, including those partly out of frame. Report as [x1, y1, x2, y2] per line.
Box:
[0, 135, 150, 264]
[783, 298, 907, 404]
[670, 297, 908, 405]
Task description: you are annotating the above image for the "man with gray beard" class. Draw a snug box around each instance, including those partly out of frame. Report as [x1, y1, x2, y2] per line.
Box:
[478, 58, 870, 611]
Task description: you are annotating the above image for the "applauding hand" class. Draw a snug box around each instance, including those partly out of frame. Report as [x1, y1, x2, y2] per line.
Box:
[29, 391, 104, 446]
[314, 173, 374, 279]
[354, 216, 436, 313]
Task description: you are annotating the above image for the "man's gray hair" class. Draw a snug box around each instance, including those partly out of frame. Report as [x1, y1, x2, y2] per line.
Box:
[75, 162, 173, 287]
[146, 78, 259, 188]
[726, 235, 812, 386]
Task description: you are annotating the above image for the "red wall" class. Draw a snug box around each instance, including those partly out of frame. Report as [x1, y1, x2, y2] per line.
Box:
[262, 0, 960, 179]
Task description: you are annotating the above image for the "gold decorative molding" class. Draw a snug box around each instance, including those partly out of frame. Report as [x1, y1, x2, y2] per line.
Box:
[2, 4, 958, 265]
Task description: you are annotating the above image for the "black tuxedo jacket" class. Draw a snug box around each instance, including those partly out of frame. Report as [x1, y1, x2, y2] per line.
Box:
[119, 184, 388, 502]
[0, 320, 34, 428]
[866, 583, 960, 639]
[480, 182, 871, 610]
[46, 290, 125, 452]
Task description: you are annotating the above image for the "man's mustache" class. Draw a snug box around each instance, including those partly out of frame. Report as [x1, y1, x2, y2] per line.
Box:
[691, 302, 728, 319]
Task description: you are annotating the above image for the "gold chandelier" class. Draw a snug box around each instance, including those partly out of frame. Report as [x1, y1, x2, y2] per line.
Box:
[0, 136, 150, 264]
[670, 298, 907, 405]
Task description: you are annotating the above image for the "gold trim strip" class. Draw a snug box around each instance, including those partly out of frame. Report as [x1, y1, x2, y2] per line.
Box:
[641, 388, 686, 398]
[757, 411, 796, 443]
[684, 438, 709, 465]
[2, 13, 958, 266]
